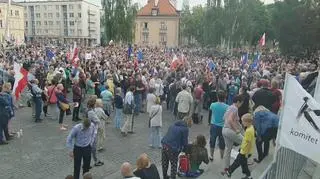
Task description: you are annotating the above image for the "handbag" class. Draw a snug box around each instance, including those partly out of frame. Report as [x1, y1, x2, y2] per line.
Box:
[59, 101, 70, 111]
[123, 103, 133, 114]
[149, 106, 160, 128]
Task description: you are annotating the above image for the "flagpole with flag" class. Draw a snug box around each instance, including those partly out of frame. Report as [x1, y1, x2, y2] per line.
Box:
[259, 33, 266, 47]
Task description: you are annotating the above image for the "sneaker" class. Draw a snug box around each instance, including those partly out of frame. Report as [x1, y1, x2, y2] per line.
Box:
[94, 161, 104, 167]
[254, 158, 261, 163]
[60, 127, 67, 131]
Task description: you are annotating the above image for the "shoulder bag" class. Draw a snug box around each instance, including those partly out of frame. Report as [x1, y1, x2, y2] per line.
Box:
[149, 106, 160, 128]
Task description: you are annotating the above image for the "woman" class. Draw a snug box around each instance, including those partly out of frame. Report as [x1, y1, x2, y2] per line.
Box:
[72, 79, 82, 121]
[95, 99, 108, 151]
[146, 88, 157, 115]
[47, 79, 58, 119]
[222, 95, 244, 173]
[87, 97, 104, 166]
[56, 84, 70, 131]
[134, 153, 160, 179]
[238, 87, 251, 120]
[149, 97, 162, 148]
[114, 87, 123, 129]
[185, 135, 209, 175]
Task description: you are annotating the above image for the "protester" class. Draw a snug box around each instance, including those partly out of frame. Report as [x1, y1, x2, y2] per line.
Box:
[223, 114, 255, 179]
[209, 91, 228, 161]
[133, 153, 161, 179]
[222, 95, 244, 173]
[114, 87, 124, 129]
[100, 84, 113, 116]
[161, 120, 189, 179]
[72, 79, 82, 121]
[56, 83, 70, 130]
[252, 79, 276, 111]
[175, 84, 193, 120]
[185, 135, 209, 175]
[87, 97, 104, 167]
[0, 85, 13, 145]
[146, 88, 157, 115]
[121, 162, 141, 179]
[95, 99, 108, 151]
[149, 97, 162, 149]
[121, 86, 135, 136]
[66, 118, 95, 179]
[253, 105, 279, 163]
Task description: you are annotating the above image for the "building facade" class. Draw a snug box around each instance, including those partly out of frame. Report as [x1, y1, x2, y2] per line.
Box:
[18, 0, 100, 46]
[135, 0, 180, 47]
[0, 0, 25, 44]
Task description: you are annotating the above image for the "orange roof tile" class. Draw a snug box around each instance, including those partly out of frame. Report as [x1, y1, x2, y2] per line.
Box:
[137, 0, 178, 16]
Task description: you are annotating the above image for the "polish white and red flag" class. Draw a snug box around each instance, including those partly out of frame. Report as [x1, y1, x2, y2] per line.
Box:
[71, 42, 79, 67]
[12, 62, 28, 101]
[259, 33, 266, 46]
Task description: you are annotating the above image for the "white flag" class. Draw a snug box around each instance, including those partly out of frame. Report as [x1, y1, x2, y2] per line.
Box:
[279, 74, 320, 163]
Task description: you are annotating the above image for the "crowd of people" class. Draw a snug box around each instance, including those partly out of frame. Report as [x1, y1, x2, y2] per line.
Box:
[0, 43, 319, 179]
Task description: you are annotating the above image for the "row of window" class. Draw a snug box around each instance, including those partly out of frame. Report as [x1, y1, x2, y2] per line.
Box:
[33, 12, 82, 18]
[142, 22, 167, 30]
[35, 29, 82, 35]
[142, 34, 167, 43]
[9, 10, 20, 17]
[33, 4, 81, 11]
[27, 20, 81, 26]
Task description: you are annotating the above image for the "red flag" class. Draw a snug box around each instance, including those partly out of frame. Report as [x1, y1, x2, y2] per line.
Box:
[259, 33, 266, 46]
[13, 62, 28, 100]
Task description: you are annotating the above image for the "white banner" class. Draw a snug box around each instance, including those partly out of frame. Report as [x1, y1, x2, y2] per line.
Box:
[314, 71, 320, 102]
[85, 53, 92, 60]
[279, 74, 320, 163]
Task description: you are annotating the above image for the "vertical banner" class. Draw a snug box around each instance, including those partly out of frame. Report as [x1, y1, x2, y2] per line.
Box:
[279, 74, 320, 163]
[314, 71, 320, 103]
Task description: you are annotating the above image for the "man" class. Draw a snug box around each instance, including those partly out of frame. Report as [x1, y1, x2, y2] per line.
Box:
[31, 79, 43, 122]
[120, 162, 141, 179]
[121, 86, 135, 135]
[0, 86, 12, 145]
[193, 83, 205, 123]
[66, 118, 95, 179]
[72, 79, 82, 121]
[175, 84, 193, 120]
[161, 120, 189, 179]
[252, 79, 276, 111]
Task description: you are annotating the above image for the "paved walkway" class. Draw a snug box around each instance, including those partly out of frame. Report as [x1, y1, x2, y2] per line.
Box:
[0, 104, 273, 179]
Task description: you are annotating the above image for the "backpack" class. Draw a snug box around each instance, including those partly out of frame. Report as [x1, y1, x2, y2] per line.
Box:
[178, 154, 190, 174]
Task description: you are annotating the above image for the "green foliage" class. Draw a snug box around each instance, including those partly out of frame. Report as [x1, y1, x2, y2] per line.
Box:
[102, 0, 138, 44]
[181, 0, 320, 57]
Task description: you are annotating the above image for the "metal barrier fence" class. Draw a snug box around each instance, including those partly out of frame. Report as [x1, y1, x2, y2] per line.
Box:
[260, 147, 307, 179]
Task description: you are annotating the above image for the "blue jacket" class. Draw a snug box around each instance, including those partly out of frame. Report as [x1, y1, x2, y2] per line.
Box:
[254, 111, 279, 137]
[161, 120, 189, 153]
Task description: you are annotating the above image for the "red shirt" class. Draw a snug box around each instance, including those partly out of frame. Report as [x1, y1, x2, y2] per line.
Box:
[194, 86, 204, 100]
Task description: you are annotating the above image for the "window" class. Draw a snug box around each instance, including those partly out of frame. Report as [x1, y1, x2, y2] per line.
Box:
[70, 21, 74, 26]
[56, 13, 60, 18]
[36, 13, 40, 18]
[144, 22, 148, 29]
[78, 4, 81, 10]
[56, 21, 60, 25]
[25, 21, 28, 27]
[36, 29, 41, 34]
[56, 5, 59, 10]
[44, 29, 48, 34]
[69, 13, 74, 18]
[160, 34, 167, 42]
[44, 21, 47, 25]
[143, 33, 148, 42]
[64, 21, 67, 25]
[70, 29, 75, 35]
[36, 21, 41, 25]
[64, 29, 68, 35]
[10, 10, 13, 16]
[15, 10, 19, 16]
[48, 5, 52, 10]
[78, 13, 81, 18]
[35, 5, 40, 10]
[77, 29, 82, 35]
[0, 20, 2, 28]
[152, 9, 158, 16]
[49, 21, 53, 25]
[160, 22, 166, 30]
[44, 13, 47, 18]
[24, 13, 27, 18]
[48, 13, 53, 18]
[43, 5, 47, 10]
[69, 5, 73, 9]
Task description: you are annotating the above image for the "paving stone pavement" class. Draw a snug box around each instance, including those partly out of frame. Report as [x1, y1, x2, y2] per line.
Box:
[0, 104, 271, 179]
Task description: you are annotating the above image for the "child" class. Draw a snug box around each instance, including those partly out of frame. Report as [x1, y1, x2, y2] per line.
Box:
[223, 113, 255, 179]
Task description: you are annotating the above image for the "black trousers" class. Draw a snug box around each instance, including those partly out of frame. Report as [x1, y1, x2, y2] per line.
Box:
[0, 120, 9, 142]
[72, 101, 81, 121]
[162, 145, 179, 179]
[73, 145, 91, 179]
[256, 128, 277, 161]
[228, 153, 250, 177]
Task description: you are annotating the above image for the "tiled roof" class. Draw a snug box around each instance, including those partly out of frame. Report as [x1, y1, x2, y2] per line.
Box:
[137, 0, 178, 16]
